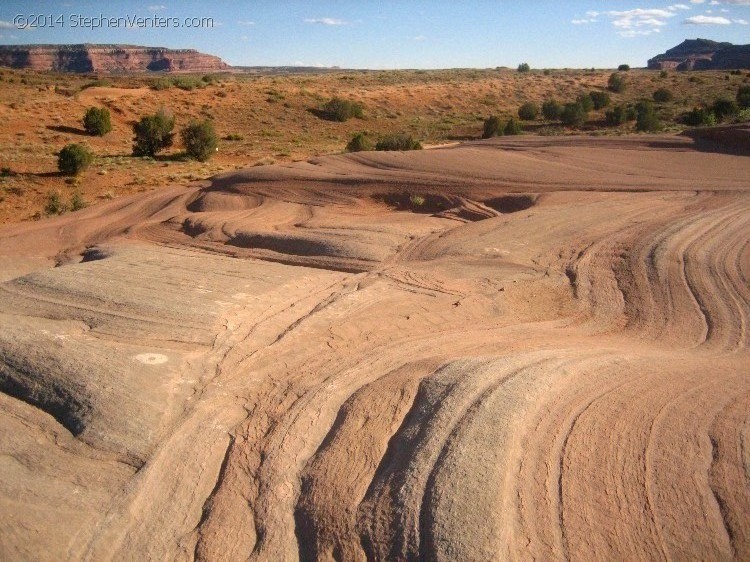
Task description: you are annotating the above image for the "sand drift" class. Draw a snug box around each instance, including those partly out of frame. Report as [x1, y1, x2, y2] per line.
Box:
[0, 135, 748, 560]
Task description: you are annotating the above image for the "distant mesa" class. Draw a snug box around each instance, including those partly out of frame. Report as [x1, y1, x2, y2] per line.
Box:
[0, 44, 229, 73]
[648, 38, 750, 71]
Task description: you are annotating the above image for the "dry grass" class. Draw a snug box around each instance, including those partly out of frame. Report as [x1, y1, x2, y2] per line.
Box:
[0, 67, 746, 224]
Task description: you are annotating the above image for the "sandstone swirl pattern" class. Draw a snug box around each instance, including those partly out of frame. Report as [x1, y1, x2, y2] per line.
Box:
[0, 135, 748, 560]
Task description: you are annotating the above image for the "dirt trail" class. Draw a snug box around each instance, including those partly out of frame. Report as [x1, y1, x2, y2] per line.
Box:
[0, 135, 748, 560]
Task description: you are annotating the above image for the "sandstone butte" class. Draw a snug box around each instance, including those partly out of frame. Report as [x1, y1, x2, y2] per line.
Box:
[0, 44, 228, 73]
[0, 131, 749, 560]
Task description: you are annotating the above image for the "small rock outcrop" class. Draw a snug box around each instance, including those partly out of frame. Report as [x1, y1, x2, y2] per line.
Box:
[648, 38, 750, 70]
[0, 44, 229, 73]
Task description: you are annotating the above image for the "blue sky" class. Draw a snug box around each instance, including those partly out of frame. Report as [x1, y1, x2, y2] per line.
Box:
[0, 1, 748, 69]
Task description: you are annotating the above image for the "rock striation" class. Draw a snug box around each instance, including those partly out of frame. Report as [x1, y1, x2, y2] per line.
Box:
[0, 44, 229, 73]
[648, 38, 750, 70]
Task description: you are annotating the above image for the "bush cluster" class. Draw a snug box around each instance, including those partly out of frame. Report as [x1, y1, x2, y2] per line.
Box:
[618, 64, 630, 71]
[132, 110, 175, 157]
[560, 102, 588, 127]
[181, 120, 218, 162]
[57, 143, 93, 175]
[605, 104, 637, 126]
[517, 63, 530, 73]
[82, 107, 112, 136]
[588, 91, 611, 110]
[738, 85, 750, 109]
[375, 134, 422, 151]
[542, 99, 563, 120]
[652, 88, 674, 103]
[635, 101, 662, 132]
[517, 102, 539, 120]
[608, 73, 626, 93]
[346, 132, 373, 152]
[483, 115, 503, 138]
[320, 97, 364, 122]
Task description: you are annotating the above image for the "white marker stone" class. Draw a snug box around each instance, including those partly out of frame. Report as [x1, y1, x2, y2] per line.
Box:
[135, 353, 169, 365]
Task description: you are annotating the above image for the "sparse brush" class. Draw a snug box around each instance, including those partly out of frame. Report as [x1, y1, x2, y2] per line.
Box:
[44, 191, 68, 215]
[70, 191, 87, 211]
[375, 134, 422, 151]
[58, 143, 93, 176]
[346, 132, 373, 152]
[82, 106, 112, 136]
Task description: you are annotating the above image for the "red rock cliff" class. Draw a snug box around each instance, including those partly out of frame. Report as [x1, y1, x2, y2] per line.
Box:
[0, 44, 229, 73]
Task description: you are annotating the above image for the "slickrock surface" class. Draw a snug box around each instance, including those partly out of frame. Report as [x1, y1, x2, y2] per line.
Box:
[0, 135, 748, 560]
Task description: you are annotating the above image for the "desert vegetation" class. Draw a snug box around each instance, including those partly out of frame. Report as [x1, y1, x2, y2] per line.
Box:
[181, 120, 218, 162]
[82, 107, 112, 136]
[57, 143, 93, 175]
[0, 66, 747, 223]
[132, 110, 175, 157]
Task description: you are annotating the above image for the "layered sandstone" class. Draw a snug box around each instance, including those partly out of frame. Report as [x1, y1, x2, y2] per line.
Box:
[0, 134, 749, 560]
[648, 38, 750, 70]
[0, 44, 229, 73]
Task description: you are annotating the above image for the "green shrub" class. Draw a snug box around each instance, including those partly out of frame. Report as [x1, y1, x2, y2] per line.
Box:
[712, 98, 739, 122]
[346, 132, 373, 152]
[172, 76, 204, 91]
[659, 70, 668, 78]
[132, 110, 175, 157]
[576, 94, 595, 113]
[683, 107, 716, 127]
[44, 191, 67, 215]
[560, 102, 588, 127]
[608, 73, 626, 93]
[517, 63, 530, 73]
[320, 97, 364, 122]
[618, 64, 630, 71]
[70, 191, 87, 211]
[151, 77, 173, 91]
[517, 102, 539, 120]
[409, 194, 425, 207]
[181, 119, 218, 162]
[57, 143, 93, 176]
[482, 115, 504, 138]
[605, 104, 636, 126]
[542, 99, 563, 120]
[635, 101, 662, 132]
[375, 134, 422, 151]
[737, 85, 750, 109]
[504, 118, 522, 135]
[82, 106, 112, 136]
[588, 91, 611, 110]
[652, 88, 674, 103]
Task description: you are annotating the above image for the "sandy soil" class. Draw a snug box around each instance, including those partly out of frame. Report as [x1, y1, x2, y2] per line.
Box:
[0, 134, 748, 560]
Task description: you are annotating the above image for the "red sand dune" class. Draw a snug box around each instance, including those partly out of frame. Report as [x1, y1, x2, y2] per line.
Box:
[0, 134, 748, 560]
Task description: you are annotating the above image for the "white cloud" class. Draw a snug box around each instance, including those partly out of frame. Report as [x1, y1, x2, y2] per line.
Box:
[147, 4, 166, 11]
[304, 17, 347, 25]
[683, 14, 732, 22]
[669, 4, 691, 9]
[605, 8, 676, 33]
[586, 11, 600, 17]
[721, 0, 750, 4]
[572, 18, 597, 24]
[413, 34, 426, 41]
[690, 0, 705, 3]
[619, 28, 662, 36]
[734, 18, 749, 23]
[0, 20, 17, 29]
[237, 20, 255, 26]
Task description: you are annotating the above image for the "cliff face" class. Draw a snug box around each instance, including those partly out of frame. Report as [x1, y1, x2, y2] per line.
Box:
[648, 39, 750, 70]
[0, 44, 229, 73]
